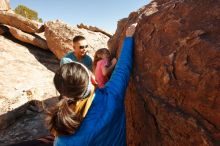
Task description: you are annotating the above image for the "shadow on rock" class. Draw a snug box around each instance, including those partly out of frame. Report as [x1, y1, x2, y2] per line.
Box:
[0, 96, 59, 145]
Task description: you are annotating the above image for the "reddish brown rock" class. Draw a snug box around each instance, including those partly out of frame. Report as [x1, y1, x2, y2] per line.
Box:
[8, 26, 48, 50]
[109, 0, 220, 145]
[44, 20, 109, 59]
[0, 11, 44, 33]
[0, 25, 8, 35]
[0, 28, 3, 35]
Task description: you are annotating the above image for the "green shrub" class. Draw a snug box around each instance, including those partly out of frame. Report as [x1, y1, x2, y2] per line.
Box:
[14, 5, 43, 22]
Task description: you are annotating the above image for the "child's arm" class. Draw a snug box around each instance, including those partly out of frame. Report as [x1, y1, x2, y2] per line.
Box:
[105, 23, 137, 101]
[102, 58, 117, 76]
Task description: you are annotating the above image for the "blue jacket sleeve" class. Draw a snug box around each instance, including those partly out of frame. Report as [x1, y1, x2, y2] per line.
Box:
[105, 37, 134, 101]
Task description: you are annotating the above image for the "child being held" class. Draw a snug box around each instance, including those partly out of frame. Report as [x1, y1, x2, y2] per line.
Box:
[93, 48, 117, 88]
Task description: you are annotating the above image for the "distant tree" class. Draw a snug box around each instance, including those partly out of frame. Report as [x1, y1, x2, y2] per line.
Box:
[14, 5, 43, 22]
[38, 18, 43, 23]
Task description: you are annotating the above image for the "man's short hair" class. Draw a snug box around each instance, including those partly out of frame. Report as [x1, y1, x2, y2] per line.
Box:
[73, 35, 85, 43]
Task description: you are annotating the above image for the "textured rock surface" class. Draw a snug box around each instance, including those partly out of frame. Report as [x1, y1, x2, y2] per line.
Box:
[0, 11, 44, 33]
[77, 23, 112, 38]
[9, 26, 48, 50]
[0, 0, 10, 11]
[109, 0, 220, 145]
[44, 20, 109, 59]
[0, 25, 8, 35]
[0, 35, 59, 144]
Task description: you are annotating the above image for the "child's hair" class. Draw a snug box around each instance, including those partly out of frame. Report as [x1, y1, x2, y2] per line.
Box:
[93, 48, 111, 71]
[46, 62, 90, 136]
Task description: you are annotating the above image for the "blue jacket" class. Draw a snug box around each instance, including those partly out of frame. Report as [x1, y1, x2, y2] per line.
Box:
[55, 37, 134, 146]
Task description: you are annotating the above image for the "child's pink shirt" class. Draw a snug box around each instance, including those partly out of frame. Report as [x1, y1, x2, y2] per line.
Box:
[95, 59, 109, 88]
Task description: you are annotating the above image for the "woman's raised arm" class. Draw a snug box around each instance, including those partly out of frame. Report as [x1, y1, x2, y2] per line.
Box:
[105, 23, 137, 101]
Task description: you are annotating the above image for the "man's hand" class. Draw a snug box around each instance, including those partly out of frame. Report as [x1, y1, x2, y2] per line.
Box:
[126, 23, 137, 37]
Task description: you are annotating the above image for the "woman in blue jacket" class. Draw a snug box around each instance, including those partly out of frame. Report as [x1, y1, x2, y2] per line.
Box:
[47, 23, 137, 146]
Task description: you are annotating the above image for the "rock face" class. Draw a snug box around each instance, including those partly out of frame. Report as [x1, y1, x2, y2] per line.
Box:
[109, 0, 220, 145]
[0, 28, 4, 35]
[0, 35, 59, 144]
[0, 0, 10, 11]
[9, 26, 48, 50]
[44, 20, 110, 59]
[77, 23, 112, 38]
[0, 25, 8, 35]
[0, 11, 44, 33]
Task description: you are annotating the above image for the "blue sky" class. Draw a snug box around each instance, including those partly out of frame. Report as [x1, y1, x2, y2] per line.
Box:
[10, 0, 150, 33]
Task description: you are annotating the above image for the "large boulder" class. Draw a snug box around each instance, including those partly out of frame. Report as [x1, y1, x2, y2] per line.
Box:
[109, 0, 220, 145]
[0, 11, 44, 33]
[0, 35, 59, 144]
[77, 23, 112, 38]
[0, 25, 8, 35]
[44, 20, 110, 59]
[8, 26, 48, 50]
[0, 27, 4, 35]
[0, 0, 10, 11]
